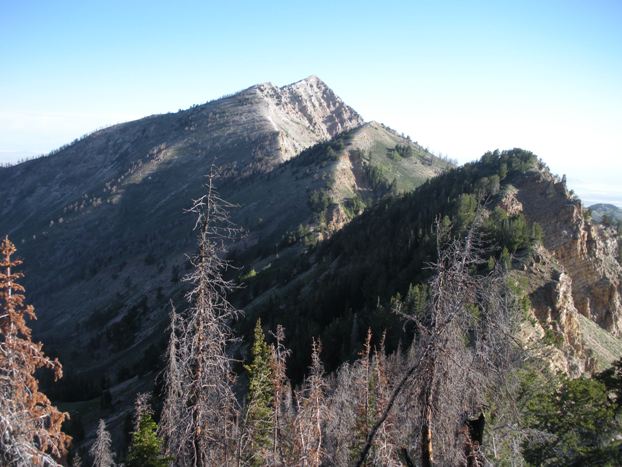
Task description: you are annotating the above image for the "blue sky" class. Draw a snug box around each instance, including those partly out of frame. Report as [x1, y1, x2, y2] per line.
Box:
[1, 0, 621, 205]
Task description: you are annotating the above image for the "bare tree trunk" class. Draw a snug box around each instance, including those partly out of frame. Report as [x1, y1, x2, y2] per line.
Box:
[270, 325, 291, 465]
[294, 339, 326, 467]
[356, 220, 522, 466]
[421, 388, 434, 467]
[160, 170, 241, 467]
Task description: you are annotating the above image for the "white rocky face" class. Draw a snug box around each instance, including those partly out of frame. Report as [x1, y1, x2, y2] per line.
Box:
[248, 76, 364, 162]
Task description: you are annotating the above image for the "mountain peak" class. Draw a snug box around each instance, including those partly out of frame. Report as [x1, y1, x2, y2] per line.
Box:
[304, 74, 322, 82]
[285, 74, 325, 88]
[250, 76, 363, 161]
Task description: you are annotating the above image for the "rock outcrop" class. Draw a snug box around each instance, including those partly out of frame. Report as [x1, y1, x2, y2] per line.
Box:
[523, 247, 595, 376]
[499, 167, 622, 374]
[514, 169, 622, 337]
[253, 76, 364, 161]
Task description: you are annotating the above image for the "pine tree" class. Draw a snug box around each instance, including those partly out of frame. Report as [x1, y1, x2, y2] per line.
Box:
[244, 319, 275, 464]
[90, 419, 114, 467]
[126, 395, 169, 467]
[0, 235, 70, 466]
[127, 414, 168, 467]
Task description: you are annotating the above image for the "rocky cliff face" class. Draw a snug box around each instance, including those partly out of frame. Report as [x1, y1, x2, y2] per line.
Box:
[514, 170, 622, 336]
[252, 75, 364, 161]
[505, 168, 622, 374]
[521, 247, 595, 376]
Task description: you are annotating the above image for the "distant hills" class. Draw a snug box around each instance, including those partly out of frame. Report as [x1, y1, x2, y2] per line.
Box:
[590, 203, 622, 224]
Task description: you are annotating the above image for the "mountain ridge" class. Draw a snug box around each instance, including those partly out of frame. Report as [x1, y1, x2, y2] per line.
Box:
[235, 150, 622, 378]
[590, 203, 622, 224]
[0, 76, 362, 239]
[3, 78, 621, 460]
[0, 77, 448, 400]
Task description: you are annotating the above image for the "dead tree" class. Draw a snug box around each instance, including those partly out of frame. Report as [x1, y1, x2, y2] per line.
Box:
[161, 172, 241, 466]
[158, 306, 184, 459]
[132, 392, 153, 433]
[71, 452, 83, 467]
[294, 339, 327, 467]
[356, 222, 521, 466]
[324, 330, 401, 466]
[369, 333, 400, 466]
[90, 419, 114, 467]
[0, 236, 70, 466]
[269, 324, 293, 465]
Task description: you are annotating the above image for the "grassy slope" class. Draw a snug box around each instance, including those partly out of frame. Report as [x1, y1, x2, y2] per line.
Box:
[577, 313, 622, 370]
[226, 122, 449, 255]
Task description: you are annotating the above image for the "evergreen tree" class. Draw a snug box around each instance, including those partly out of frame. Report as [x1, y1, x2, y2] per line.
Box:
[523, 376, 620, 465]
[405, 283, 428, 317]
[127, 414, 169, 467]
[244, 319, 275, 464]
[597, 357, 622, 403]
[530, 221, 544, 245]
[0, 236, 70, 465]
[127, 392, 168, 466]
[500, 246, 511, 269]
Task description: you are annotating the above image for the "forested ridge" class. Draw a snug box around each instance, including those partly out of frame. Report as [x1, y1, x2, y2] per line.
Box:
[236, 149, 543, 377]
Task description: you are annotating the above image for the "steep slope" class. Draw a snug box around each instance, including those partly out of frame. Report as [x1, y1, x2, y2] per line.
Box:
[238, 150, 622, 378]
[0, 76, 362, 236]
[328, 122, 449, 207]
[511, 170, 622, 336]
[0, 77, 450, 414]
[227, 121, 450, 256]
[0, 76, 359, 321]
